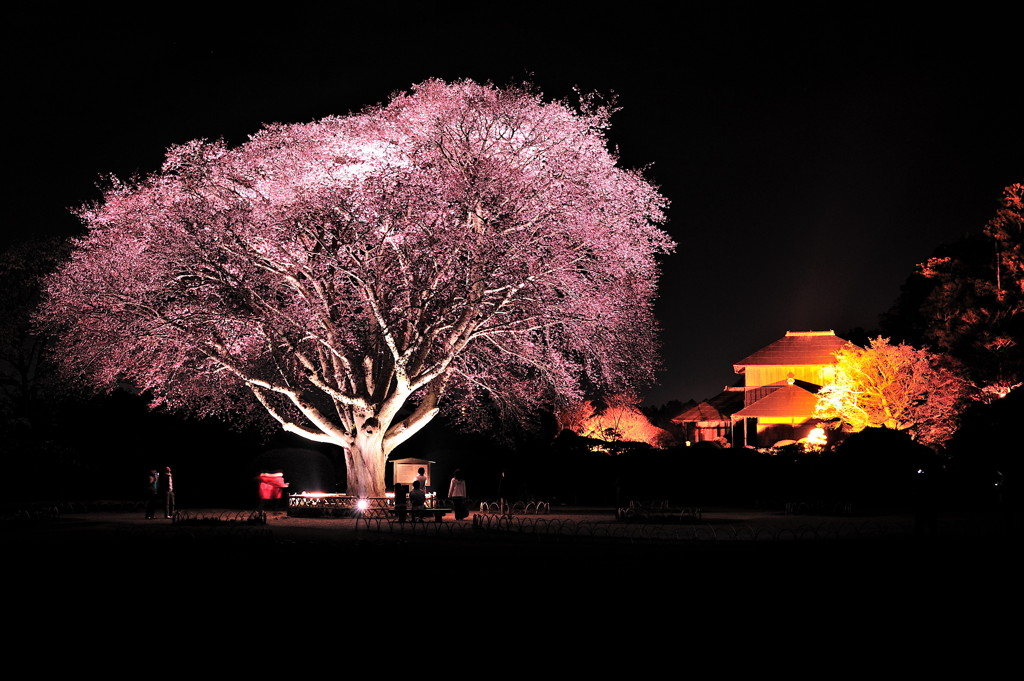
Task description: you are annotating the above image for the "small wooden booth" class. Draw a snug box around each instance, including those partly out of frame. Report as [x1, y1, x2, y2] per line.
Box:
[390, 457, 436, 493]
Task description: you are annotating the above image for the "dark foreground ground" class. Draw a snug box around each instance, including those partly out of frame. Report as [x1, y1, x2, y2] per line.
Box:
[7, 501, 1019, 664]
[6, 501, 1018, 552]
[6, 502, 1021, 597]
[6, 505, 1018, 668]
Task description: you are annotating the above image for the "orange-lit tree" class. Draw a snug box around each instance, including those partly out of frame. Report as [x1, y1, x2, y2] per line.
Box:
[813, 337, 973, 448]
[35, 80, 673, 496]
[556, 394, 674, 448]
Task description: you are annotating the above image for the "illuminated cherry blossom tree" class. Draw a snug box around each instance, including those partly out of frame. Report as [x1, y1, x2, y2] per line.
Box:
[36, 79, 674, 496]
[813, 337, 973, 448]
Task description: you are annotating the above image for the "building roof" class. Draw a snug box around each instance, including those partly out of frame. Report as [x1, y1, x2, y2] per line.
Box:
[731, 384, 821, 419]
[733, 330, 855, 373]
[671, 389, 744, 423]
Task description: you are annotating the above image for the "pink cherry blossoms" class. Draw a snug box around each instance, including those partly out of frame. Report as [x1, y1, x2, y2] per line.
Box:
[36, 79, 675, 496]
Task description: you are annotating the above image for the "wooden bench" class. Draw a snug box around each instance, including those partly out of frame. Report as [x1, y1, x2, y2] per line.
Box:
[391, 507, 452, 523]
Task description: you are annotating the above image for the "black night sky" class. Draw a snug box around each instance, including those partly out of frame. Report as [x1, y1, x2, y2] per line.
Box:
[7, 5, 1022, 408]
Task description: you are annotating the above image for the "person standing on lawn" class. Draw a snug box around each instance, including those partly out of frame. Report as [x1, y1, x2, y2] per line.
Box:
[162, 466, 176, 518]
[145, 469, 160, 519]
[448, 469, 468, 520]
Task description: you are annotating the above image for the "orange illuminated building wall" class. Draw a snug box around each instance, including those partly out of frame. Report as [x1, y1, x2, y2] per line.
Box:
[671, 330, 857, 448]
[730, 330, 856, 448]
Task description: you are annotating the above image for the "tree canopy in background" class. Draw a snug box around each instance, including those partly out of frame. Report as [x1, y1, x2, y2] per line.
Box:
[883, 183, 1023, 396]
[0, 237, 70, 427]
[35, 79, 674, 496]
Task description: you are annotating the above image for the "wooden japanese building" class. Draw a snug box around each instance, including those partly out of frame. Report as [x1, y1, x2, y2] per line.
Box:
[730, 330, 856, 448]
[671, 388, 744, 446]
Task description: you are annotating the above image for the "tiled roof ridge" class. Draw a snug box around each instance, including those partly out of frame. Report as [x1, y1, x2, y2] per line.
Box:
[733, 330, 854, 370]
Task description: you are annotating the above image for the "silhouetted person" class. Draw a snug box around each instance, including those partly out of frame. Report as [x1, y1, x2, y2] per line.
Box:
[393, 482, 409, 521]
[449, 469, 468, 520]
[410, 480, 427, 521]
[415, 466, 428, 492]
[410, 480, 426, 509]
[163, 466, 175, 518]
[145, 469, 159, 519]
[497, 469, 512, 514]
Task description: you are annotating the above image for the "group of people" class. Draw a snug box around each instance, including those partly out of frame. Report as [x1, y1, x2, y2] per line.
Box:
[403, 466, 470, 520]
[144, 466, 293, 518]
[145, 464, 472, 520]
[145, 466, 175, 519]
[409, 467, 428, 510]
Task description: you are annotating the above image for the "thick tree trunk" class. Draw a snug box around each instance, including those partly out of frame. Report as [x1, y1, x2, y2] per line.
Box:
[344, 426, 387, 497]
[334, 386, 440, 497]
[348, 430, 387, 493]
